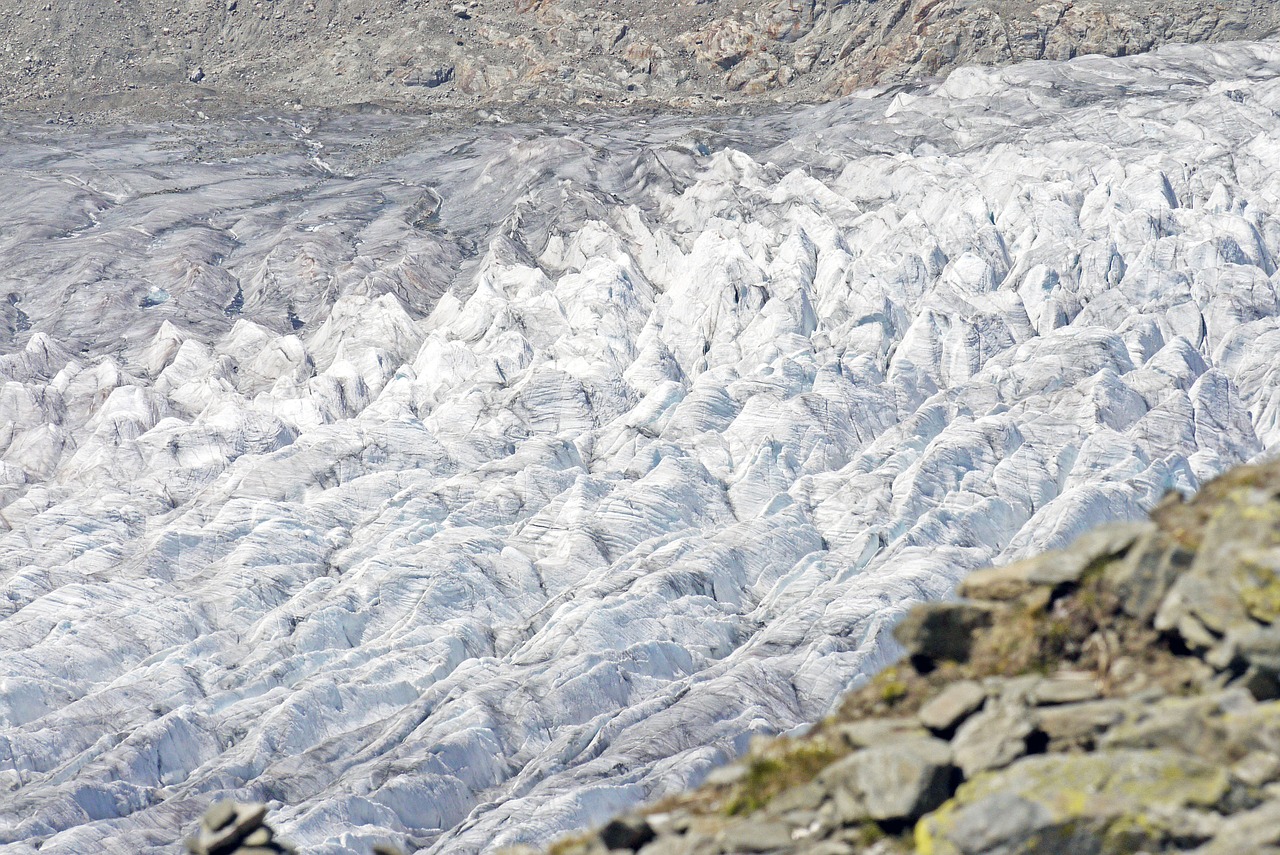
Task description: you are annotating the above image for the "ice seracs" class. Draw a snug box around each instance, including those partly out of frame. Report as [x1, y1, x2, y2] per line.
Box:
[4, 38, 1280, 855]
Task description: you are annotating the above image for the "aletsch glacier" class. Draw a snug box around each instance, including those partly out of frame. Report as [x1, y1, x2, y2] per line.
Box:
[4, 38, 1280, 854]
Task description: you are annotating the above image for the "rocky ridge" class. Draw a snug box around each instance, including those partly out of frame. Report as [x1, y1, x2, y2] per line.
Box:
[6, 0, 1280, 123]
[531, 458, 1280, 855]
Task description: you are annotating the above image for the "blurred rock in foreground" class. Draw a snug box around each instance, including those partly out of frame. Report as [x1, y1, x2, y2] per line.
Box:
[533, 458, 1280, 855]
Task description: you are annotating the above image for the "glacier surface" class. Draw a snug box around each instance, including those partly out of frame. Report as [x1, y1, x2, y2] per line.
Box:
[5, 39, 1280, 854]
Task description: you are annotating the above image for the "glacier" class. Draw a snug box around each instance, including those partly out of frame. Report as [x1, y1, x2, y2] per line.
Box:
[5, 38, 1280, 854]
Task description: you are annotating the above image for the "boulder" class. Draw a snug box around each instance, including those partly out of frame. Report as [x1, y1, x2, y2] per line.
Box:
[718, 819, 795, 852]
[817, 737, 954, 822]
[186, 801, 293, 855]
[831, 717, 926, 749]
[1031, 673, 1101, 706]
[916, 750, 1232, 855]
[1034, 698, 1129, 749]
[1191, 799, 1280, 854]
[917, 681, 987, 733]
[1105, 529, 1194, 620]
[950, 703, 1034, 778]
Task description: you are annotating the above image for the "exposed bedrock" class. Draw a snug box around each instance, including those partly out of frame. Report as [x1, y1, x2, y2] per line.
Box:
[5, 0, 1280, 119]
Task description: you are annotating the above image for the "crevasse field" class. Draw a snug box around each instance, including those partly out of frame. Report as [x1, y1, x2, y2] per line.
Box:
[4, 39, 1280, 854]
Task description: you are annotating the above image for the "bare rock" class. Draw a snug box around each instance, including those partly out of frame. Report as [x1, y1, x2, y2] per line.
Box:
[187, 801, 293, 855]
[832, 717, 927, 750]
[918, 680, 987, 733]
[916, 750, 1231, 855]
[1034, 698, 1130, 749]
[951, 703, 1034, 778]
[817, 737, 954, 822]
[1031, 673, 1101, 706]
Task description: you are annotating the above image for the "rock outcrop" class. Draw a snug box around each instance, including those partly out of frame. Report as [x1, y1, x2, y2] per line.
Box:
[538, 458, 1280, 854]
[186, 801, 296, 855]
[5, 0, 1280, 121]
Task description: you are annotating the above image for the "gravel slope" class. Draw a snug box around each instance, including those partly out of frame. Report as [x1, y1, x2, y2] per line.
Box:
[6, 0, 1280, 122]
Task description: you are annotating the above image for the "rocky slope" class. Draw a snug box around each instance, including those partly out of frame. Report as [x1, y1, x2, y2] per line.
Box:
[6, 35, 1280, 855]
[6, 0, 1280, 122]
[535, 457, 1280, 855]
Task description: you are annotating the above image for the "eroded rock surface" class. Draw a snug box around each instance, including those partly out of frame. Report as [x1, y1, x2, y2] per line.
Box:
[5, 0, 1280, 121]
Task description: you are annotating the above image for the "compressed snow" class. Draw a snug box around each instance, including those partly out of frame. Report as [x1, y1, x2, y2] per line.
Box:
[5, 38, 1280, 854]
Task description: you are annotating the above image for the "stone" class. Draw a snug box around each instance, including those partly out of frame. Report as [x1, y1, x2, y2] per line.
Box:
[1156, 495, 1280, 646]
[957, 523, 1150, 602]
[826, 784, 867, 826]
[917, 680, 986, 733]
[793, 842, 854, 855]
[1031, 673, 1101, 706]
[636, 837, 699, 855]
[818, 737, 954, 822]
[763, 781, 826, 816]
[1232, 665, 1280, 701]
[1231, 751, 1280, 788]
[1099, 693, 1251, 758]
[702, 764, 748, 787]
[1235, 547, 1280, 625]
[641, 813, 684, 837]
[1157, 572, 1250, 639]
[717, 819, 794, 852]
[1025, 522, 1153, 587]
[1223, 700, 1280, 757]
[831, 718, 925, 749]
[951, 704, 1033, 778]
[892, 601, 998, 669]
[1034, 699, 1129, 748]
[957, 561, 1039, 601]
[988, 675, 1045, 706]
[1227, 623, 1280, 674]
[1106, 530, 1194, 620]
[600, 815, 656, 851]
[243, 828, 272, 846]
[1191, 799, 1280, 854]
[915, 750, 1231, 855]
[922, 791, 1057, 855]
[189, 801, 269, 855]
[202, 800, 237, 833]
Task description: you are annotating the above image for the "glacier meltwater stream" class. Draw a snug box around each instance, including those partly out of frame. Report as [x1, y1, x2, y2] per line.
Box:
[5, 39, 1280, 854]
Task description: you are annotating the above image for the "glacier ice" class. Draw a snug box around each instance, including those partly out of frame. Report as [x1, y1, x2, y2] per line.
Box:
[5, 38, 1280, 854]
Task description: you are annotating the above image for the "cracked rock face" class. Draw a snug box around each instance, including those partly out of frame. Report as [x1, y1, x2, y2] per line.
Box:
[5, 38, 1280, 855]
[4, 0, 1280, 120]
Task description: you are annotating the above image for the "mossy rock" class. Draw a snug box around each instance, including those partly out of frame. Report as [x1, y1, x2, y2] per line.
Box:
[914, 749, 1230, 855]
[1234, 548, 1280, 625]
[722, 740, 842, 816]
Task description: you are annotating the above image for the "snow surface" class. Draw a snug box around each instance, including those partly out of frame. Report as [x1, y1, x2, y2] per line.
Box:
[5, 38, 1280, 854]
